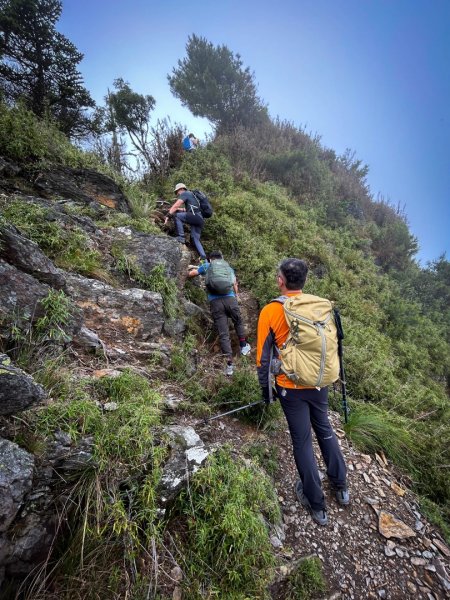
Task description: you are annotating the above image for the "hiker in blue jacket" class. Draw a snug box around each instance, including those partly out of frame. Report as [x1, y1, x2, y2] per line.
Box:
[188, 251, 251, 376]
[182, 133, 199, 152]
[164, 183, 206, 260]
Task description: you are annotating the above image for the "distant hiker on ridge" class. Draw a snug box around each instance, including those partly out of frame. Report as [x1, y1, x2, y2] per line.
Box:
[256, 257, 349, 526]
[164, 182, 207, 261]
[188, 251, 251, 376]
[182, 133, 199, 152]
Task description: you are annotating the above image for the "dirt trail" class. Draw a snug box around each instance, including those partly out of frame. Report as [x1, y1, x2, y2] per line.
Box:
[194, 410, 450, 600]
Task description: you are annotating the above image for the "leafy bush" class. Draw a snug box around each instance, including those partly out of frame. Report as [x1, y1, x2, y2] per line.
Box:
[212, 367, 282, 429]
[172, 447, 280, 599]
[170, 144, 234, 198]
[0, 101, 101, 169]
[285, 557, 327, 599]
[21, 369, 166, 598]
[1, 197, 103, 275]
[113, 251, 178, 318]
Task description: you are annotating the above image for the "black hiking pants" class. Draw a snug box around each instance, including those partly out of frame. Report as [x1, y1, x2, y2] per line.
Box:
[210, 296, 245, 359]
[277, 385, 347, 511]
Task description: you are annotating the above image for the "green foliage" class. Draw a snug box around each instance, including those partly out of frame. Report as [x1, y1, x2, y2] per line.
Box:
[1, 197, 103, 275]
[173, 157, 449, 518]
[2, 288, 75, 370]
[419, 497, 450, 545]
[170, 143, 234, 198]
[113, 250, 178, 318]
[263, 147, 334, 204]
[285, 557, 327, 600]
[0, 101, 82, 164]
[107, 77, 155, 138]
[104, 77, 156, 170]
[34, 289, 73, 341]
[168, 34, 268, 133]
[344, 402, 418, 471]
[244, 441, 279, 478]
[21, 369, 166, 598]
[0, 0, 95, 137]
[168, 333, 196, 380]
[172, 447, 279, 599]
[213, 367, 282, 429]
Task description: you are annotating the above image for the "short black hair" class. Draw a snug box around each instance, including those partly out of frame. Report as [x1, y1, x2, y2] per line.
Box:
[208, 250, 223, 260]
[278, 258, 308, 290]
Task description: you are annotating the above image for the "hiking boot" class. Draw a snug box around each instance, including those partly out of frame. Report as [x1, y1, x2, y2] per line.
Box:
[224, 363, 234, 376]
[175, 236, 186, 244]
[240, 343, 251, 356]
[335, 488, 350, 506]
[294, 480, 328, 526]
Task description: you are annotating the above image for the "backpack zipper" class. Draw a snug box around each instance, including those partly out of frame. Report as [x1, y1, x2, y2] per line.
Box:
[283, 308, 331, 386]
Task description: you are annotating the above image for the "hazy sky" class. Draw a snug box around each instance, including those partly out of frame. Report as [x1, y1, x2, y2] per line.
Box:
[59, 0, 450, 265]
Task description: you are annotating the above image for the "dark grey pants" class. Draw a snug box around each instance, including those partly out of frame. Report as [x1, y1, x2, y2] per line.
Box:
[210, 296, 245, 358]
[277, 385, 347, 511]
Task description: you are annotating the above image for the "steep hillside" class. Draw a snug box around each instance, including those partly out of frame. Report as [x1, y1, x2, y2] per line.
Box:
[0, 104, 449, 599]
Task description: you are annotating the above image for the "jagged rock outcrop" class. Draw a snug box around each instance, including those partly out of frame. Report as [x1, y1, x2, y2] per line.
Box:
[158, 426, 213, 515]
[0, 440, 57, 589]
[64, 273, 165, 353]
[112, 227, 182, 279]
[0, 258, 51, 327]
[33, 166, 131, 213]
[0, 156, 21, 179]
[0, 354, 47, 415]
[0, 259, 81, 343]
[0, 438, 35, 533]
[0, 223, 66, 289]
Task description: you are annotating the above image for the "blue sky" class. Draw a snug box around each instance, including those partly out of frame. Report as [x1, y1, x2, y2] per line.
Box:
[59, 0, 450, 265]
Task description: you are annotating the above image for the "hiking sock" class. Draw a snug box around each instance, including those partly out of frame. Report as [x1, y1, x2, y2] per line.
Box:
[239, 338, 247, 348]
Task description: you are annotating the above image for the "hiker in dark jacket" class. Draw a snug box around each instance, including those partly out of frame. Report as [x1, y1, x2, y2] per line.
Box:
[188, 251, 251, 376]
[164, 183, 206, 260]
[257, 258, 349, 526]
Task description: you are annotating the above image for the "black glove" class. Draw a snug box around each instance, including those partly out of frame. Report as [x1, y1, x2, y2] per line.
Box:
[261, 386, 272, 404]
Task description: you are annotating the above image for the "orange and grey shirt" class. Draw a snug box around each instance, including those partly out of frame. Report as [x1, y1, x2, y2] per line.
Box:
[257, 291, 313, 390]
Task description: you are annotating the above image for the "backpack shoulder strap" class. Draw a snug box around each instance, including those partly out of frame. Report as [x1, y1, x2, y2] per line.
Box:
[270, 295, 288, 305]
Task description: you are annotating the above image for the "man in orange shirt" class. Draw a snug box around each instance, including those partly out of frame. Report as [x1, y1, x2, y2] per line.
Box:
[257, 258, 349, 526]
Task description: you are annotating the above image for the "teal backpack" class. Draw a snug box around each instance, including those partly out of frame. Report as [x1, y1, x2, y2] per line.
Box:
[205, 259, 234, 295]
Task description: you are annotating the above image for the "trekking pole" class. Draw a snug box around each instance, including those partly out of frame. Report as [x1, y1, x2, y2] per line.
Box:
[204, 400, 265, 423]
[204, 388, 279, 423]
[333, 308, 349, 424]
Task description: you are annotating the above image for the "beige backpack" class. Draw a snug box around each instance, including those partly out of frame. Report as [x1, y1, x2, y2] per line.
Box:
[275, 293, 340, 387]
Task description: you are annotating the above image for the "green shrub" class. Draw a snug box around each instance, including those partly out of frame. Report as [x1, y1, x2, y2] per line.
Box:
[1, 197, 102, 275]
[244, 441, 279, 477]
[0, 101, 102, 170]
[212, 368, 282, 429]
[170, 144, 234, 198]
[168, 334, 196, 381]
[172, 447, 280, 599]
[344, 402, 417, 471]
[285, 557, 327, 599]
[21, 369, 166, 598]
[113, 251, 178, 318]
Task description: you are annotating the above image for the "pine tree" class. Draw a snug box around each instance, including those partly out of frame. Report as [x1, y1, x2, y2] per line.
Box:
[168, 34, 268, 133]
[0, 0, 94, 136]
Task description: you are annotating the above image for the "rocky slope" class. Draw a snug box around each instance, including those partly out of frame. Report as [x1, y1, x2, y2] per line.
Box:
[0, 162, 449, 599]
